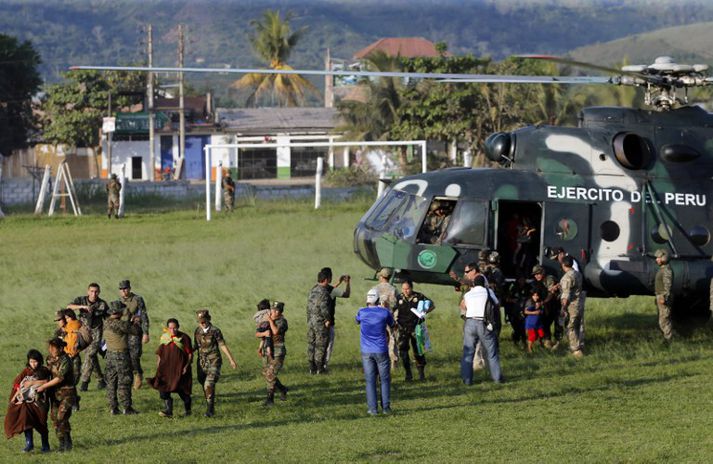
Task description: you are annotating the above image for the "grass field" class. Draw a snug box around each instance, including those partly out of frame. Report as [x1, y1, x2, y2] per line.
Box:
[2, 198, 713, 463]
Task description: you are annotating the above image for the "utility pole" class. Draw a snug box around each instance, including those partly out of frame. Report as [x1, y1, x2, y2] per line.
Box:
[324, 48, 333, 108]
[178, 24, 185, 164]
[148, 24, 155, 181]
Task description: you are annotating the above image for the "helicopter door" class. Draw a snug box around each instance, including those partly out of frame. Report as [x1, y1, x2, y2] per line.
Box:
[541, 200, 592, 269]
[495, 200, 542, 278]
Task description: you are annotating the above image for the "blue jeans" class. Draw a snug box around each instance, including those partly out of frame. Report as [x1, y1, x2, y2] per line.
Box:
[461, 319, 502, 384]
[361, 352, 391, 413]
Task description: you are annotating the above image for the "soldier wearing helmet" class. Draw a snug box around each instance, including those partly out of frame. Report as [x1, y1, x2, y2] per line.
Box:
[419, 200, 451, 244]
[654, 249, 674, 341]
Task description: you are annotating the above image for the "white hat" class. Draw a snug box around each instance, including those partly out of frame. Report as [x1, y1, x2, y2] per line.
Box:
[366, 288, 379, 304]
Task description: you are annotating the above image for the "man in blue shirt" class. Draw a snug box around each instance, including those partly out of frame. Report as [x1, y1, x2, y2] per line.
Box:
[356, 288, 395, 415]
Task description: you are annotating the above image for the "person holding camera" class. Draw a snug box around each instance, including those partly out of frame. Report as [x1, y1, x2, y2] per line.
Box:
[320, 267, 351, 372]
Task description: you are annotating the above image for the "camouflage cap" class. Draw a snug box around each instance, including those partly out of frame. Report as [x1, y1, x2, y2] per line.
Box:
[478, 249, 490, 261]
[196, 309, 211, 321]
[378, 267, 392, 279]
[488, 251, 500, 264]
[119, 280, 131, 289]
[532, 264, 545, 275]
[271, 301, 285, 312]
[655, 249, 669, 260]
[54, 309, 65, 322]
[111, 173, 118, 179]
[429, 200, 441, 212]
[107, 300, 125, 316]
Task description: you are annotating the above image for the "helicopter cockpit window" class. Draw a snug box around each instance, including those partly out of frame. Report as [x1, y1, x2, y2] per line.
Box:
[418, 199, 457, 244]
[364, 190, 429, 239]
[555, 218, 578, 241]
[440, 200, 488, 247]
[391, 194, 429, 240]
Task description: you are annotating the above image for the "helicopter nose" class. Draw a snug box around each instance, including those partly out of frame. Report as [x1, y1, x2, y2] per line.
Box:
[353, 222, 380, 270]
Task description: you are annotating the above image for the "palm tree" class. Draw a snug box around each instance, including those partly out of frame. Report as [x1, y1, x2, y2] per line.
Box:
[232, 10, 319, 107]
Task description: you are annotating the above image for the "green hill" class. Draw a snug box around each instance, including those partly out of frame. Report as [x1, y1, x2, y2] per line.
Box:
[569, 21, 713, 68]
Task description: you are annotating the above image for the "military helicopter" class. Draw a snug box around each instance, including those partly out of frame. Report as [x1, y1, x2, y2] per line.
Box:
[353, 55, 713, 317]
[75, 55, 713, 316]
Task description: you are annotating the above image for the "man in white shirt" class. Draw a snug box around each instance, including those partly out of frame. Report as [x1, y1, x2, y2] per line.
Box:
[459, 275, 503, 385]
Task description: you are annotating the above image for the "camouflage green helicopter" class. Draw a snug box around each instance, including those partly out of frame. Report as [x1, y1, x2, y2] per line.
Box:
[353, 55, 713, 317]
[76, 55, 713, 316]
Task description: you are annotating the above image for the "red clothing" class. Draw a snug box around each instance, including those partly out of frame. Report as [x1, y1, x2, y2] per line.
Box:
[147, 332, 193, 395]
[4, 367, 50, 438]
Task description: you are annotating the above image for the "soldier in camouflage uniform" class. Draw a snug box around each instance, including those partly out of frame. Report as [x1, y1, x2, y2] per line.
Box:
[194, 309, 238, 417]
[53, 309, 84, 411]
[307, 269, 333, 374]
[559, 255, 584, 358]
[532, 265, 559, 347]
[257, 301, 289, 406]
[67, 282, 108, 392]
[118, 280, 149, 390]
[36, 337, 76, 451]
[106, 173, 121, 219]
[103, 300, 141, 415]
[655, 249, 674, 341]
[222, 171, 236, 212]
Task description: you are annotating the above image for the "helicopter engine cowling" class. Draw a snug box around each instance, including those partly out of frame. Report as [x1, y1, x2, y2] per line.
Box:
[612, 132, 652, 170]
[484, 132, 515, 164]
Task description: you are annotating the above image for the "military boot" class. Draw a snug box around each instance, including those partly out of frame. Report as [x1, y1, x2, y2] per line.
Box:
[417, 365, 426, 381]
[73, 395, 81, 412]
[22, 430, 34, 453]
[79, 381, 89, 392]
[40, 432, 50, 453]
[57, 433, 66, 452]
[309, 361, 317, 375]
[263, 390, 275, 407]
[97, 378, 107, 390]
[401, 351, 413, 381]
[275, 380, 288, 401]
[183, 396, 192, 416]
[159, 397, 173, 418]
[132, 372, 143, 390]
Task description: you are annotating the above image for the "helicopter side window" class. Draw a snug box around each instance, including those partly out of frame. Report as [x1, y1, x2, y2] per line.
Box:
[364, 189, 408, 231]
[391, 194, 429, 240]
[440, 200, 488, 247]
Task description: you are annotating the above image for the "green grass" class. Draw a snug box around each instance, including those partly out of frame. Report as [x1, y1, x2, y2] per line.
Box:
[2, 199, 713, 463]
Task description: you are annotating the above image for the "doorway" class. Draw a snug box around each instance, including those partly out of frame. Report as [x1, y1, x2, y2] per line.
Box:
[496, 200, 542, 278]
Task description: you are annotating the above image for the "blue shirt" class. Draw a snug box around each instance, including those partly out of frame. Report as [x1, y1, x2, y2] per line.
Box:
[356, 305, 394, 354]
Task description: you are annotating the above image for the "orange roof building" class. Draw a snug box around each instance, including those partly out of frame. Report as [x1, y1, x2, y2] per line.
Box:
[353, 37, 443, 59]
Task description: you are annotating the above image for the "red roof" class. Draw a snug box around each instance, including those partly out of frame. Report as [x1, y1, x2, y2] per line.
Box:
[353, 37, 443, 59]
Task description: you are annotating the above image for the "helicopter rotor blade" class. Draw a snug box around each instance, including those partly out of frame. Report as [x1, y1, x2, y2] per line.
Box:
[515, 54, 650, 80]
[439, 75, 614, 85]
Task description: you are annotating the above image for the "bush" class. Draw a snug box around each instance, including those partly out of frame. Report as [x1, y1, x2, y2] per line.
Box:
[323, 165, 378, 187]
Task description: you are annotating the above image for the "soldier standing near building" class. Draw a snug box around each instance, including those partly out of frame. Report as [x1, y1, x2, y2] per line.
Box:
[118, 280, 149, 390]
[103, 301, 141, 415]
[256, 301, 289, 406]
[321, 267, 351, 372]
[559, 256, 584, 358]
[394, 279, 434, 382]
[307, 270, 332, 375]
[655, 249, 674, 341]
[67, 282, 108, 392]
[106, 173, 121, 219]
[194, 309, 238, 417]
[222, 170, 236, 212]
[36, 338, 76, 451]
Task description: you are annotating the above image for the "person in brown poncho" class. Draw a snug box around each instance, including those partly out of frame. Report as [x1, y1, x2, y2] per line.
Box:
[4, 349, 51, 453]
[147, 318, 193, 417]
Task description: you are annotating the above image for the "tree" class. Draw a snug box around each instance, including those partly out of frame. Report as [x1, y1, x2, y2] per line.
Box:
[232, 10, 318, 107]
[41, 69, 145, 148]
[0, 34, 42, 156]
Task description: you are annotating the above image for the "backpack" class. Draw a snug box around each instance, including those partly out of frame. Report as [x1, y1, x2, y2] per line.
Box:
[483, 292, 498, 330]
